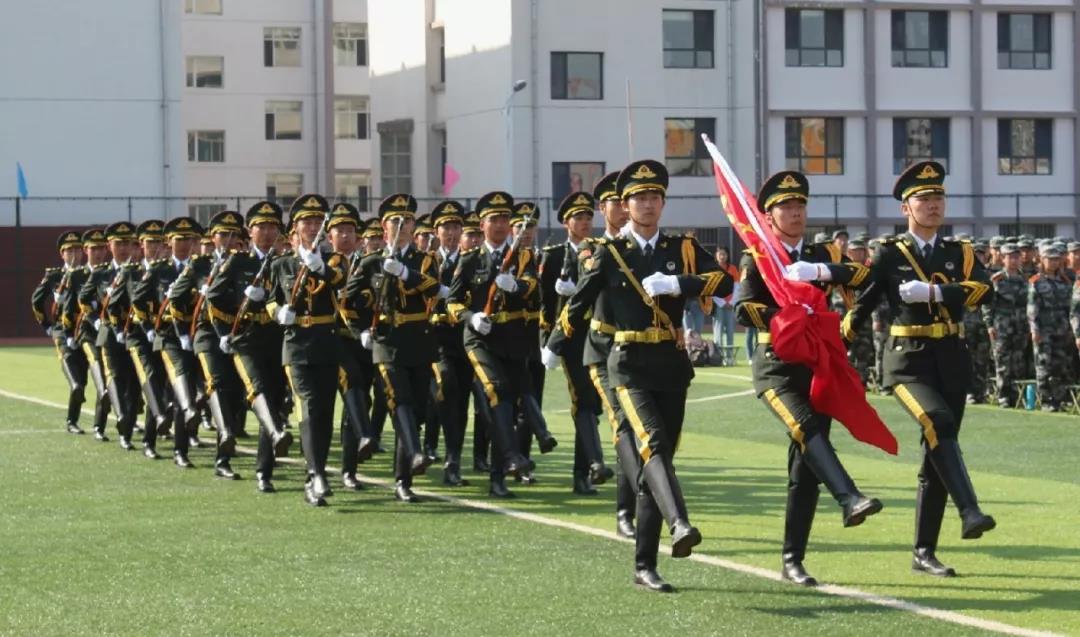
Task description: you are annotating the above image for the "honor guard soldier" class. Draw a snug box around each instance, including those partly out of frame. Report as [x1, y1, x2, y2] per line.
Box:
[134, 217, 208, 466]
[350, 194, 440, 502]
[64, 229, 113, 441]
[460, 210, 493, 472]
[33, 230, 89, 434]
[447, 191, 542, 497]
[736, 171, 883, 587]
[844, 161, 996, 577]
[269, 194, 348, 507]
[540, 192, 610, 494]
[326, 202, 377, 491]
[414, 213, 436, 253]
[80, 222, 142, 450]
[169, 211, 246, 478]
[542, 160, 731, 592]
[206, 201, 295, 494]
[429, 200, 474, 486]
[359, 216, 390, 448]
[583, 170, 639, 538]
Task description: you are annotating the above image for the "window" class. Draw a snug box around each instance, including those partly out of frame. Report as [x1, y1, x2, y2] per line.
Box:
[185, 56, 224, 88]
[662, 10, 714, 69]
[187, 130, 225, 163]
[185, 0, 221, 15]
[264, 27, 301, 67]
[552, 162, 605, 204]
[785, 118, 844, 175]
[785, 9, 844, 67]
[893, 118, 950, 174]
[265, 101, 302, 140]
[998, 119, 1052, 175]
[439, 130, 448, 187]
[437, 28, 446, 83]
[188, 203, 228, 225]
[891, 11, 948, 68]
[333, 23, 367, 67]
[266, 173, 303, 207]
[380, 127, 412, 195]
[336, 172, 372, 212]
[334, 97, 369, 140]
[664, 118, 715, 177]
[999, 223, 1055, 238]
[998, 13, 1051, 69]
[551, 52, 603, 100]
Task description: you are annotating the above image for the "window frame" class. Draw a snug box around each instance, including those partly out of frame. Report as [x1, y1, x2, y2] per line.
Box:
[662, 9, 715, 69]
[892, 117, 951, 174]
[333, 23, 367, 67]
[380, 130, 412, 195]
[550, 51, 604, 100]
[890, 10, 949, 68]
[334, 96, 370, 140]
[664, 118, 716, 177]
[185, 0, 222, 15]
[551, 161, 606, 204]
[266, 173, 304, 207]
[997, 13, 1052, 70]
[784, 117, 845, 175]
[265, 100, 302, 141]
[264, 26, 301, 68]
[335, 172, 372, 213]
[185, 55, 224, 88]
[187, 130, 225, 163]
[785, 8, 845, 67]
[997, 118, 1053, 175]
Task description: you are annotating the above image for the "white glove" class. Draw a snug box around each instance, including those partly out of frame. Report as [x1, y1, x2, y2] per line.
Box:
[104, 286, 115, 298]
[115, 332, 126, 345]
[469, 312, 492, 335]
[93, 318, 102, 332]
[541, 346, 560, 370]
[642, 273, 681, 296]
[165, 281, 176, 298]
[300, 247, 325, 274]
[199, 284, 209, 296]
[712, 296, 727, 308]
[784, 261, 831, 282]
[898, 280, 939, 304]
[66, 337, 75, 349]
[382, 258, 408, 280]
[437, 285, 450, 300]
[145, 329, 156, 343]
[360, 329, 373, 350]
[276, 305, 297, 326]
[179, 335, 192, 351]
[53, 291, 61, 303]
[243, 285, 266, 302]
[554, 278, 577, 297]
[218, 335, 233, 354]
[495, 273, 518, 293]
[44, 326, 52, 336]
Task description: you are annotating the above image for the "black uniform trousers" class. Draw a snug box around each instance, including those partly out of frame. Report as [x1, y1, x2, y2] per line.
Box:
[54, 336, 88, 427]
[561, 355, 602, 478]
[588, 363, 639, 516]
[376, 362, 432, 486]
[433, 352, 473, 467]
[100, 332, 139, 439]
[233, 340, 285, 477]
[162, 339, 201, 455]
[467, 346, 528, 476]
[81, 340, 112, 433]
[196, 342, 242, 464]
[128, 336, 168, 450]
[286, 363, 338, 480]
[338, 337, 374, 475]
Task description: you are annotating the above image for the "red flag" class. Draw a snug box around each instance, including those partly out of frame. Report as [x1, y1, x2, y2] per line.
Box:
[702, 136, 898, 455]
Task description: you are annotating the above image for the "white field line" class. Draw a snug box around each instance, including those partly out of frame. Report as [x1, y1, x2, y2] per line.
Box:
[0, 386, 1060, 637]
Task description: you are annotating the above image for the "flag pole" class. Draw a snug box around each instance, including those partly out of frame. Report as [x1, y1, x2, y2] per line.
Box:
[625, 78, 634, 160]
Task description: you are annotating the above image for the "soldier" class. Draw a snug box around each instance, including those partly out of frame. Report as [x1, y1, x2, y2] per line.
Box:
[963, 242, 993, 404]
[428, 200, 474, 486]
[32, 230, 88, 434]
[352, 194, 439, 503]
[835, 238, 875, 387]
[1027, 243, 1073, 412]
[413, 213, 436, 253]
[542, 160, 730, 592]
[169, 211, 246, 479]
[206, 201, 295, 494]
[1068, 241, 1080, 278]
[327, 203, 377, 491]
[448, 191, 541, 498]
[459, 211, 492, 472]
[831, 229, 849, 255]
[984, 243, 1029, 408]
[63, 229, 113, 441]
[268, 194, 348, 506]
[988, 236, 1005, 271]
[844, 161, 996, 578]
[737, 171, 883, 587]
[79, 222, 142, 450]
[540, 192, 609, 494]
[1018, 238, 1038, 278]
[869, 237, 892, 394]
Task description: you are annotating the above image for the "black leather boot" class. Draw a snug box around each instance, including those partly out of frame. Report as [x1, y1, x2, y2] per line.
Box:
[927, 439, 996, 539]
[801, 434, 882, 527]
[207, 391, 236, 456]
[252, 393, 293, 457]
[391, 405, 431, 476]
[781, 465, 820, 587]
[641, 457, 700, 558]
[520, 393, 558, 453]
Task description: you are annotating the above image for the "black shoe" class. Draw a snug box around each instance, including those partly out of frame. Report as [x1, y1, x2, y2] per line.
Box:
[538, 434, 558, 454]
[189, 434, 203, 449]
[143, 446, 160, 460]
[961, 511, 997, 539]
[214, 462, 239, 480]
[489, 477, 514, 498]
[573, 475, 598, 495]
[473, 458, 491, 474]
[442, 464, 469, 487]
[590, 462, 614, 485]
[424, 446, 441, 463]
[912, 549, 956, 577]
[304, 483, 327, 507]
[670, 521, 702, 559]
[66, 422, 85, 435]
[357, 437, 376, 463]
[410, 453, 433, 476]
[272, 430, 294, 457]
[256, 474, 276, 493]
[394, 482, 419, 503]
[616, 510, 636, 539]
[133, 423, 144, 434]
[119, 437, 134, 451]
[311, 473, 333, 498]
[633, 569, 674, 593]
[341, 473, 364, 491]
[201, 417, 215, 431]
[235, 430, 252, 439]
[174, 451, 193, 468]
[782, 561, 819, 586]
[94, 429, 109, 442]
[519, 471, 537, 485]
[504, 455, 534, 479]
[843, 496, 884, 527]
[156, 419, 172, 437]
[374, 442, 388, 454]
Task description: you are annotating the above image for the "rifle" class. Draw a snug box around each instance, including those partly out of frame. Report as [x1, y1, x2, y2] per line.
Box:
[370, 217, 404, 330]
[50, 267, 74, 324]
[287, 223, 329, 309]
[189, 251, 227, 340]
[482, 221, 527, 315]
[98, 256, 134, 330]
[229, 246, 277, 338]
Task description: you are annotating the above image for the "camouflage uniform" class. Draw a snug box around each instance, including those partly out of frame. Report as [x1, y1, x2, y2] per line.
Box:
[871, 296, 890, 393]
[982, 267, 1028, 407]
[962, 305, 992, 403]
[1028, 267, 1074, 410]
[832, 287, 874, 386]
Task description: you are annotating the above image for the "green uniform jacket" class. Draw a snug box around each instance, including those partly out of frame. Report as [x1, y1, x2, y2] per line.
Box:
[268, 249, 347, 366]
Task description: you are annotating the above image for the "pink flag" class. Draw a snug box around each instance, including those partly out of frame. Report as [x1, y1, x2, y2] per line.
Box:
[443, 164, 461, 196]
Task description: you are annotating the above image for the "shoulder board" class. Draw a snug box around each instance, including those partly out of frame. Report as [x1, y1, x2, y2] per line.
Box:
[944, 237, 964, 244]
[882, 236, 901, 244]
[45, 266, 60, 274]
[460, 247, 480, 256]
[327, 253, 343, 268]
[542, 244, 559, 252]
[193, 254, 209, 262]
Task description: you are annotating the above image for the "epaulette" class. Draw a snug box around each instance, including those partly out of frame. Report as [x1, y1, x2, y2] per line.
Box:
[943, 237, 963, 245]
[45, 266, 60, 274]
[881, 236, 902, 244]
[93, 263, 109, 270]
[542, 244, 559, 252]
[193, 254, 209, 262]
[460, 247, 480, 256]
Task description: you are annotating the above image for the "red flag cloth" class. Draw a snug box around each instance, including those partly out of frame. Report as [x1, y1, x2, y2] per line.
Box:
[710, 160, 898, 455]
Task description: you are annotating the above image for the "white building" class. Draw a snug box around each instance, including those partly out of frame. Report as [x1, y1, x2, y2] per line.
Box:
[181, 0, 372, 220]
[368, 0, 758, 233]
[762, 0, 1080, 237]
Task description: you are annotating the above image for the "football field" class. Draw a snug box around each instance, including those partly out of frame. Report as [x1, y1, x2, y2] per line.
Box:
[0, 346, 1076, 636]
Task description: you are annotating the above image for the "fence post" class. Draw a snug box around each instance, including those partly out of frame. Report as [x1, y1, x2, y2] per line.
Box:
[127, 197, 133, 223]
[14, 197, 23, 336]
[1014, 194, 1021, 229]
[236, 196, 242, 213]
[833, 195, 839, 227]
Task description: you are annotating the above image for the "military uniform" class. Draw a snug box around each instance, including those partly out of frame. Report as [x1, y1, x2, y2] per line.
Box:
[268, 194, 348, 506]
[33, 231, 90, 434]
[737, 171, 882, 586]
[360, 217, 390, 448]
[982, 245, 1029, 407]
[65, 229, 112, 440]
[544, 160, 730, 592]
[1027, 245, 1073, 411]
[844, 161, 996, 577]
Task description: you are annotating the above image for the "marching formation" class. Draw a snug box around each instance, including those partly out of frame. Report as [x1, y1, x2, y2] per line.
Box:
[33, 158, 1009, 592]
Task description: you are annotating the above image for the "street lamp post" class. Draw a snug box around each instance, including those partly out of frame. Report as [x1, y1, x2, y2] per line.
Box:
[504, 79, 528, 191]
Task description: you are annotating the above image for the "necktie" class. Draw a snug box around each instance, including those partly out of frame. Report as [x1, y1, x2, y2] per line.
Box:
[922, 242, 933, 262]
[789, 249, 798, 263]
[491, 249, 502, 265]
[643, 243, 654, 260]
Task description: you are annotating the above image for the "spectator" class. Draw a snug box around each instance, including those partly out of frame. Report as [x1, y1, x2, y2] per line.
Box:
[710, 246, 740, 363]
